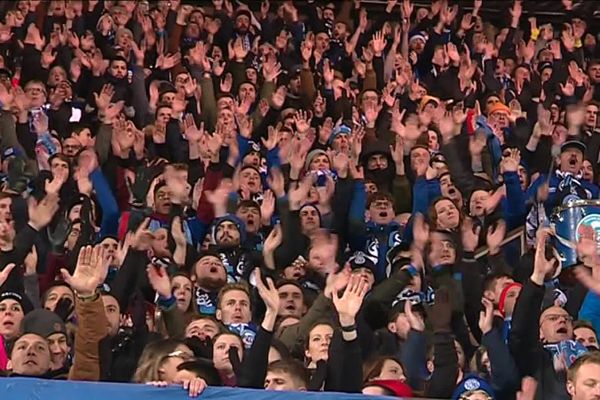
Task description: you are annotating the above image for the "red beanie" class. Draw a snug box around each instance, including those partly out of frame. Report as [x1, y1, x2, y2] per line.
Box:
[367, 380, 413, 397]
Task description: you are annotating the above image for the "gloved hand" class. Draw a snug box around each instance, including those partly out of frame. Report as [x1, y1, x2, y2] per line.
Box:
[54, 297, 74, 322]
[127, 160, 165, 207]
[47, 217, 72, 254]
[7, 157, 32, 194]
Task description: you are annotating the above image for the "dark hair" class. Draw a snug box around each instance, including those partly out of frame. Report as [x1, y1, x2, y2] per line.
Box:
[363, 356, 405, 383]
[574, 320, 597, 335]
[482, 272, 513, 292]
[267, 358, 310, 388]
[366, 191, 394, 208]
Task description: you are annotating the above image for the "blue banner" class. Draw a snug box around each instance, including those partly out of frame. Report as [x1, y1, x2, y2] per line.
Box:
[0, 377, 399, 400]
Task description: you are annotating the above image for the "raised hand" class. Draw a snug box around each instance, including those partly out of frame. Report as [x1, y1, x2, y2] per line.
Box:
[61, 245, 109, 296]
[479, 298, 494, 334]
[486, 220, 506, 255]
[130, 218, 155, 251]
[404, 300, 425, 332]
[532, 228, 558, 285]
[29, 194, 60, 231]
[146, 264, 172, 298]
[333, 274, 369, 327]
[0, 263, 16, 287]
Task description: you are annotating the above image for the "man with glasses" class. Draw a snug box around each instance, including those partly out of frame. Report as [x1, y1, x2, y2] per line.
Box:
[509, 230, 585, 399]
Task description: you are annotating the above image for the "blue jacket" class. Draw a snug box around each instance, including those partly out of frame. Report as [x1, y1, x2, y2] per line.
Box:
[526, 171, 600, 216]
[90, 169, 119, 238]
[348, 180, 403, 282]
[580, 291, 600, 335]
[501, 171, 527, 230]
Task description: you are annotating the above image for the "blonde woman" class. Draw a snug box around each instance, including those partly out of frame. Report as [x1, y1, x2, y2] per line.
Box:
[133, 338, 206, 397]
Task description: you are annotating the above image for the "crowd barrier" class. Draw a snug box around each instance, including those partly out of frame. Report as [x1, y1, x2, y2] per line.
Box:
[0, 377, 438, 400]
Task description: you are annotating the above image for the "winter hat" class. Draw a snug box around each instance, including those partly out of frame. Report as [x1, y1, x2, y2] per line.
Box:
[327, 124, 352, 146]
[364, 379, 413, 397]
[348, 251, 377, 274]
[452, 374, 496, 400]
[0, 291, 34, 315]
[21, 309, 67, 338]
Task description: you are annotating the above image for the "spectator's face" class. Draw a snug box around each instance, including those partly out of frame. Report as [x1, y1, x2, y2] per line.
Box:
[186, 22, 200, 39]
[489, 111, 509, 129]
[194, 255, 226, 290]
[25, 83, 47, 107]
[361, 91, 378, 111]
[275, 31, 289, 50]
[218, 108, 234, 129]
[217, 97, 234, 111]
[47, 332, 69, 371]
[514, 66, 530, 83]
[454, 340, 465, 368]
[585, 105, 598, 128]
[333, 22, 347, 40]
[185, 318, 220, 340]
[154, 186, 171, 214]
[62, 137, 82, 156]
[410, 38, 425, 53]
[539, 306, 573, 343]
[574, 327, 599, 349]
[559, 148, 583, 174]
[583, 160, 594, 182]
[161, 92, 175, 106]
[0, 299, 24, 340]
[305, 324, 333, 364]
[243, 151, 260, 167]
[282, 260, 306, 281]
[111, 5, 129, 26]
[428, 130, 440, 151]
[216, 221, 241, 247]
[99, 237, 118, 263]
[315, 33, 330, 52]
[172, 275, 193, 312]
[217, 289, 251, 325]
[277, 284, 305, 319]
[213, 334, 243, 372]
[351, 268, 374, 291]
[432, 47, 446, 67]
[567, 361, 600, 400]
[368, 154, 388, 170]
[552, 125, 568, 146]
[240, 168, 261, 193]
[469, 189, 489, 218]
[265, 370, 305, 391]
[246, 68, 257, 85]
[48, 66, 67, 86]
[378, 359, 406, 381]
[235, 15, 250, 33]
[332, 134, 350, 153]
[300, 206, 319, 233]
[368, 198, 394, 225]
[485, 276, 514, 305]
[0, 196, 12, 221]
[309, 154, 330, 171]
[152, 228, 170, 257]
[102, 295, 121, 337]
[429, 233, 457, 265]
[0, 218, 15, 243]
[236, 205, 260, 234]
[44, 285, 75, 313]
[364, 182, 378, 194]
[175, 73, 191, 91]
[238, 83, 256, 104]
[50, 0, 65, 16]
[588, 64, 600, 84]
[10, 333, 51, 376]
[410, 147, 430, 173]
[73, 128, 94, 148]
[156, 106, 172, 126]
[109, 60, 128, 79]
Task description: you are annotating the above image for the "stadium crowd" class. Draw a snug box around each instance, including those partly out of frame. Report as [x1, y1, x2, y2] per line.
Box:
[1, 0, 600, 399]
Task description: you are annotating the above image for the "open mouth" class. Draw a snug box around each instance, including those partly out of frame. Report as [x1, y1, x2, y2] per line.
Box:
[569, 158, 577, 166]
[285, 304, 296, 311]
[378, 211, 388, 218]
[557, 327, 568, 334]
[209, 266, 219, 274]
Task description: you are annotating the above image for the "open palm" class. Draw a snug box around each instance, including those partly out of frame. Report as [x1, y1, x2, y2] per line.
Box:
[61, 245, 108, 296]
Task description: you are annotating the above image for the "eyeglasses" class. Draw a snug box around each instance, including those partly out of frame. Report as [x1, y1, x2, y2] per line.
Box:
[541, 314, 573, 324]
